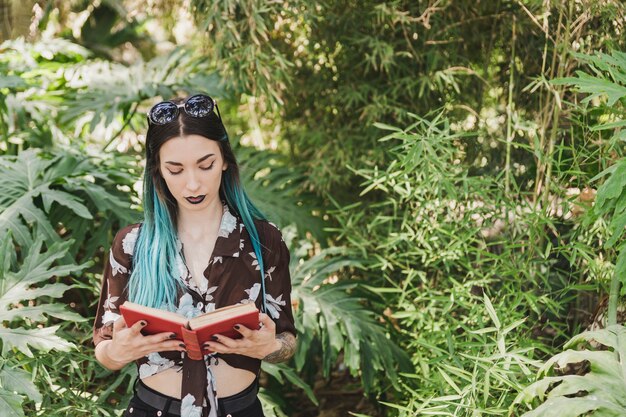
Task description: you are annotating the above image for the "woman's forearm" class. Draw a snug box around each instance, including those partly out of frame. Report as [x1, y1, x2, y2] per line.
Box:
[95, 340, 131, 371]
[263, 332, 297, 363]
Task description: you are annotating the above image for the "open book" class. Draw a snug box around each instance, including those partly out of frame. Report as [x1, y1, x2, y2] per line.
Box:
[119, 301, 260, 360]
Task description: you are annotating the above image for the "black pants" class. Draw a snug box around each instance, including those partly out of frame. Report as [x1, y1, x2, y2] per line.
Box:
[123, 379, 265, 417]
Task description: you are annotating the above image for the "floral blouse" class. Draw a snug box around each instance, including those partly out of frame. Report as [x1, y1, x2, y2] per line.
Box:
[92, 204, 296, 417]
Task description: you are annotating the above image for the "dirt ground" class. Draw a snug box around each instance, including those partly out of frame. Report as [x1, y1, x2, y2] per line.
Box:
[271, 369, 386, 417]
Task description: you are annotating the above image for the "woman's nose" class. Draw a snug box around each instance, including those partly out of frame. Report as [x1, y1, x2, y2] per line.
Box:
[186, 172, 200, 191]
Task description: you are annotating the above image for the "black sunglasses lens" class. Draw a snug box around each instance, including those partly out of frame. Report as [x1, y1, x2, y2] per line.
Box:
[149, 102, 178, 125]
[185, 95, 214, 118]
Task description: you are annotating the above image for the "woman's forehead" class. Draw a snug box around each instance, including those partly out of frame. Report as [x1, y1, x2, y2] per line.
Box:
[159, 134, 222, 163]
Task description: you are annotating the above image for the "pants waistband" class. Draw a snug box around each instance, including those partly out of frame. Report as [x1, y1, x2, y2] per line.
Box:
[135, 378, 259, 416]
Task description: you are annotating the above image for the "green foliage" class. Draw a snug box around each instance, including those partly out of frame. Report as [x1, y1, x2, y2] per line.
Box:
[0, 148, 138, 261]
[505, 48, 626, 417]
[0, 149, 90, 248]
[0, 231, 87, 416]
[331, 110, 576, 415]
[235, 142, 326, 240]
[259, 388, 289, 417]
[3, 1, 626, 416]
[290, 246, 411, 394]
[192, 0, 626, 196]
[512, 325, 626, 417]
[262, 362, 317, 406]
[191, 0, 295, 105]
[58, 47, 225, 140]
[556, 49, 626, 316]
[593, 158, 626, 300]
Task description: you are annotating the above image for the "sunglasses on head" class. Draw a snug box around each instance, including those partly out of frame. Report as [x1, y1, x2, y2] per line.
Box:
[147, 94, 221, 125]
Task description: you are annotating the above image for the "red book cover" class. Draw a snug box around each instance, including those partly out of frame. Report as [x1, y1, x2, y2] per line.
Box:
[119, 301, 260, 360]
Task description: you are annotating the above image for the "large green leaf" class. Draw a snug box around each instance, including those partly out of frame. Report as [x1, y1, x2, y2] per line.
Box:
[0, 148, 137, 263]
[0, 233, 84, 359]
[291, 246, 411, 393]
[513, 326, 626, 416]
[0, 365, 42, 403]
[0, 326, 75, 358]
[520, 397, 624, 417]
[0, 150, 89, 248]
[261, 362, 317, 405]
[0, 389, 24, 417]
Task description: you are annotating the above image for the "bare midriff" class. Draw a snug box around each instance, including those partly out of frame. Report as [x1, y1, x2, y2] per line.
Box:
[142, 360, 256, 398]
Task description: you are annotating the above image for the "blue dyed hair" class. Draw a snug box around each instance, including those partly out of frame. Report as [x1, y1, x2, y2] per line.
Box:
[128, 95, 268, 313]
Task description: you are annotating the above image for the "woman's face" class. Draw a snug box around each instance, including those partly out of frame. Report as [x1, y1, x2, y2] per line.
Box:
[158, 134, 227, 211]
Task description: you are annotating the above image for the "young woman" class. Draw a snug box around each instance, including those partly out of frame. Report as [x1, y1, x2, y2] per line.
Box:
[92, 94, 297, 417]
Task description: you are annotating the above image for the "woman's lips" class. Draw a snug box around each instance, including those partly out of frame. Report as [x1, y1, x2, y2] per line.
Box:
[185, 195, 206, 204]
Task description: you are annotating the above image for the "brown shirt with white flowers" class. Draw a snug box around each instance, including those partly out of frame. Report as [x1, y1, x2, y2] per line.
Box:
[92, 204, 296, 416]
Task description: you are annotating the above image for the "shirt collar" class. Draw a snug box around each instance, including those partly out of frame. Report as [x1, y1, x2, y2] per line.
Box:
[211, 203, 242, 258]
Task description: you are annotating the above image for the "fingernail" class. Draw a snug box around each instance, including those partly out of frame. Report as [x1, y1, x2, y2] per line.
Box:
[233, 325, 240, 330]
[169, 333, 177, 339]
[211, 335, 218, 341]
[179, 343, 185, 348]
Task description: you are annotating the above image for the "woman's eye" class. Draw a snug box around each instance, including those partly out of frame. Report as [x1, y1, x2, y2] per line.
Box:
[168, 170, 182, 175]
[201, 162, 215, 171]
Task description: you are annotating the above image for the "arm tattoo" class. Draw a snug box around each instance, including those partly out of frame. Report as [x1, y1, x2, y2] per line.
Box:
[263, 332, 297, 363]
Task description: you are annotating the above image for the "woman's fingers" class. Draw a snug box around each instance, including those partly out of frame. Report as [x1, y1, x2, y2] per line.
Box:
[232, 323, 253, 338]
[259, 313, 276, 331]
[151, 339, 187, 353]
[113, 316, 128, 332]
[143, 331, 178, 344]
[210, 334, 238, 348]
[139, 331, 185, 352]
[129, 319, 147, 334]
[203, 340, 229, 353]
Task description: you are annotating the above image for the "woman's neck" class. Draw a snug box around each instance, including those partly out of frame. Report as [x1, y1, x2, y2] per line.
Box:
[176, 197, 223, 242]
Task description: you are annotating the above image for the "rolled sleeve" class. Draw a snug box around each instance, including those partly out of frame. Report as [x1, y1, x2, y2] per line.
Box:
[92, 224, 138, 346]
[263, 224, 296, 337]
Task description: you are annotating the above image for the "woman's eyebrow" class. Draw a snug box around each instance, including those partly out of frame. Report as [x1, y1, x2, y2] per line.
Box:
[164, 153, 215, 166]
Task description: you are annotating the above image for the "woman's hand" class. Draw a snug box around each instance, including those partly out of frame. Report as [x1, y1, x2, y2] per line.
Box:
[202, 313, 281, 359]
[106, 317, 187, 364]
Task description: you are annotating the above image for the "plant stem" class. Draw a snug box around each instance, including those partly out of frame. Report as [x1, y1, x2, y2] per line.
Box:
[608, 254, 621, 326]
[102, 103, 138, 152]
[505, 15, 516, 195]
[541, 0, 573, 210]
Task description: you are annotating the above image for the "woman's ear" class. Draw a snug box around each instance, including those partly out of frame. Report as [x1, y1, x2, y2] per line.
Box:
[222, 162, 228, 171]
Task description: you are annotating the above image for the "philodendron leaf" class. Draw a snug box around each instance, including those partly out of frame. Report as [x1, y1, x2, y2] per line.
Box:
[261, 362, 318, 405]
[0, 304, 86, 323]
[0, 389, 24, 417]
[0, 365, 42, 403]
[1, 283, 71, 310]
[521, 396, 624, 417]
[547, 374, 625, 405]
[513, 326, 626, 416]
[565, 325, 626, 352]
[514, 376, 561, 403]
[40, 188, 92, 219]
[537, 350, 621, 379]
[0, 326, 75, 357]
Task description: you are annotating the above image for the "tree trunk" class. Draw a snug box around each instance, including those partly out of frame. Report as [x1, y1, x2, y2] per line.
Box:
[0, 0, 36, 42]
[0, 0, 12, 42]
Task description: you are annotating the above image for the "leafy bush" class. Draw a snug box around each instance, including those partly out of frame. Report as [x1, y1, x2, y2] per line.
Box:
[329, 110, 581, 415]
